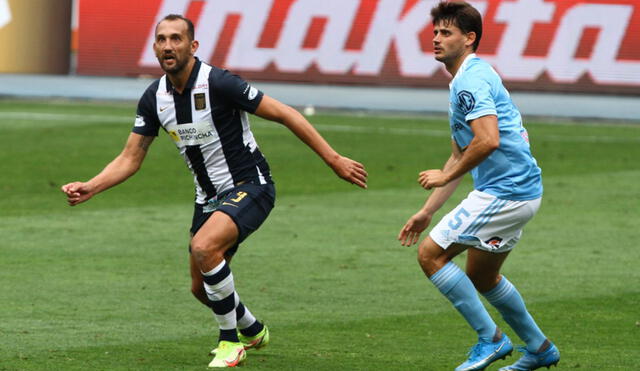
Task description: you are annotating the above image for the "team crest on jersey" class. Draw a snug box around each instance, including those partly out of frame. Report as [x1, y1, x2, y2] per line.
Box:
[457, 90, 475, 114]
[194, 93, 206, 110]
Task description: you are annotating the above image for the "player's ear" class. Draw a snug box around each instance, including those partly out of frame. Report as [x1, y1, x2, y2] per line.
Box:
[465, 31, 476, 49]
[191, 40, 199, 55]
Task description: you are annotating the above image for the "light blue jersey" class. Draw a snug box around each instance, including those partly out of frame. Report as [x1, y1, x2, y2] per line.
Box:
[449, 54, 542, 200]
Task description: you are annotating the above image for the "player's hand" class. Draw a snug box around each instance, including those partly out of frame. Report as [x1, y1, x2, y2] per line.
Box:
[331, 156, 368, 189]
[398, 211, 432, 246]
[418, 169, 449, 190]
[61, 182, 95, 206]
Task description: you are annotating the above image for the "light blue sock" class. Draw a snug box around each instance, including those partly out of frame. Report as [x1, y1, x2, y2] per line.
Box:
[483, 276, 546, 352]
[430, 262, 497, 342]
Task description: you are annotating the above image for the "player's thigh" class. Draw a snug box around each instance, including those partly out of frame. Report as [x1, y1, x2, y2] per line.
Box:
[192, 211, 239, 253]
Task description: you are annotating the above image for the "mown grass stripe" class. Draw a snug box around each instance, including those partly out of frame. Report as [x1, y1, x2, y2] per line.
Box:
[1, 110, 638, 143]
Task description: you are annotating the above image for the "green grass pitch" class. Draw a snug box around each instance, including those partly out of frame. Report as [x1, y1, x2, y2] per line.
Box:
[1, 99, 638, 370]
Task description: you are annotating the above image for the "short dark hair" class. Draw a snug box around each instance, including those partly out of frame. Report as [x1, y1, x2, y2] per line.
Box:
[431, 1, 482, 51]
[157, 14, 195, 41]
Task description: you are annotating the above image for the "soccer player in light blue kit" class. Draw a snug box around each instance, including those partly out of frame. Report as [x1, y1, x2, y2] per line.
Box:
[398, 2, 560, 370]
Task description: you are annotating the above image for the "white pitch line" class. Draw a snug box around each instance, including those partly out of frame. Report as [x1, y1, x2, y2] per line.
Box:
[1, 110, 639, 143]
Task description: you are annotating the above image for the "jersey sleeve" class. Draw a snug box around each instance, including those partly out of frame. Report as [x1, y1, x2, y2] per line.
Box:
[211, 69, 264, 113]
[132, 86, 161, 137]
[455, 75, 497, 122]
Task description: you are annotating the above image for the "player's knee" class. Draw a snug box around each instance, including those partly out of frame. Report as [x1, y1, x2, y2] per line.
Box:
[417, 246, 440, 276]
[189, 240, 206, 260]
[190, 237, 225, 264]
[417, 240, 454, 277]
[417, 246, 429, 267]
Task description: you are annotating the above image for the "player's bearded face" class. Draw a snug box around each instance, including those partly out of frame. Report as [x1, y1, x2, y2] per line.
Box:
[153, 20, 195, 74]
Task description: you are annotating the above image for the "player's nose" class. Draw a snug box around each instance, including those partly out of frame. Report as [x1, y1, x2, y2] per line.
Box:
[161, 41, 174, 52]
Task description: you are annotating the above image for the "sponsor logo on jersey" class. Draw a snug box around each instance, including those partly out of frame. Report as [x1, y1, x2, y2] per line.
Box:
[194, 93, 206, 110]
[457, 90, 475, 115]
[134, 115, 145, 127]
[168, 130, 180, 142]
[176, 127, 214, 140]
[165, 121, 218, 148]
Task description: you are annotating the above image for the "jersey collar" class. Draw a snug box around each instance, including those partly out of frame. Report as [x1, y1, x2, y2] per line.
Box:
[165, 57, 202, 94]
[449, 53, 477, 88]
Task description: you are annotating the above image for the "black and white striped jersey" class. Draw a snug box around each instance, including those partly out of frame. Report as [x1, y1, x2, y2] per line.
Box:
[132, 58, 273, 204]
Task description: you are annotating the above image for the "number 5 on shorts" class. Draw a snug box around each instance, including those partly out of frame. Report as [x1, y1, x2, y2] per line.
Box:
[448, 207, 470, 230]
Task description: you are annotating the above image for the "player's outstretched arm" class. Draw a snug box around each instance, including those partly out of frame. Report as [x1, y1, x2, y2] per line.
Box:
[255, 95, 368, 189]
[61, 133, 154, 206]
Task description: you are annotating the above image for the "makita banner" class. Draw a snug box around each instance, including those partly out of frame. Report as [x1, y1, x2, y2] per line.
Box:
[77, 0, 640, 94]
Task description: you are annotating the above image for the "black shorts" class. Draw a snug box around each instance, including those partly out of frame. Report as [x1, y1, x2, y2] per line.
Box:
[190, 182, 275, 256]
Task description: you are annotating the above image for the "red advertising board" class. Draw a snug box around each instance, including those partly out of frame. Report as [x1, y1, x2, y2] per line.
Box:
[78, 0, 640, 94]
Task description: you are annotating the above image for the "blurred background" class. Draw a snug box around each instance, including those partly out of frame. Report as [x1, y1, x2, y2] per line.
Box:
[1, 3, 639, 369]
[0, 0, 638, 119]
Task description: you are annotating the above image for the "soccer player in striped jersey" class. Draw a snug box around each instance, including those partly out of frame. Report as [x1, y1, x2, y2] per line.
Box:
[397, 2, 559, 371]
[61, 14, 367, 368]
